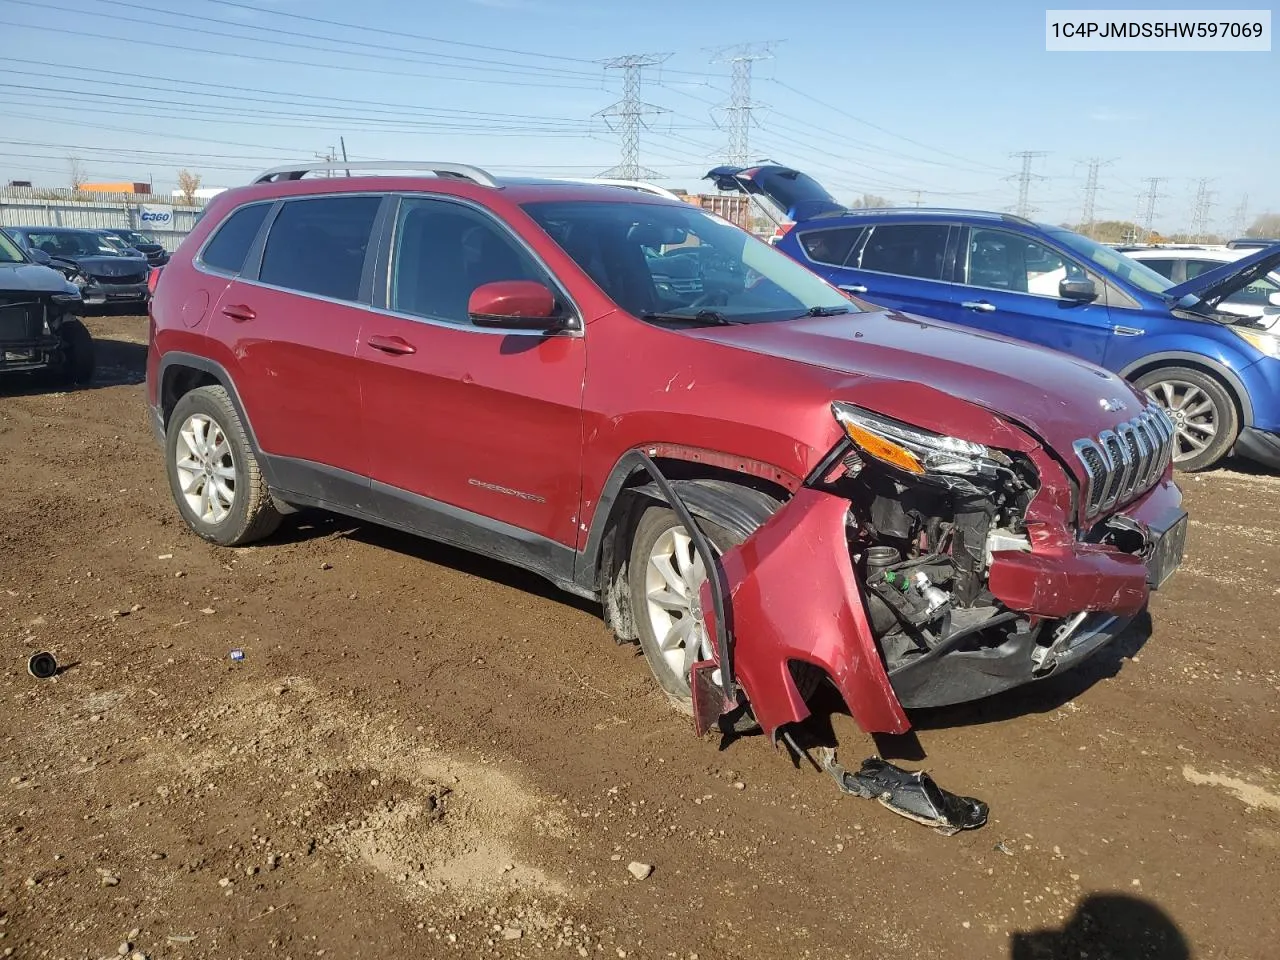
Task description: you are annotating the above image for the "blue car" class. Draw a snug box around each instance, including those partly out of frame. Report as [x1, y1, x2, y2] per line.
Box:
[708, 164, 1280, 472]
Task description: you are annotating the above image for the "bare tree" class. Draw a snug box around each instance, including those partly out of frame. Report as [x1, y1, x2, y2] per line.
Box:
[849, 193, 893, 209]
[177, 169, 202, 206]
[1246, 212, 1280, 238]
[68, 157, 87, 191]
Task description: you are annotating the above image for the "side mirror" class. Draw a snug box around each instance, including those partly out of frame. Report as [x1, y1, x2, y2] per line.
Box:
[1268, 291, 1280, 308]
[1060, 277, 1098, 302]
[28, 248, 51, 265]
[468, 280, 562, 330]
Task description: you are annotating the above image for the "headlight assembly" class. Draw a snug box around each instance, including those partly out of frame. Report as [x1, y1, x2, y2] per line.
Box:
[832, 402, 1008, 481]
[1231, 325, 1280, 359]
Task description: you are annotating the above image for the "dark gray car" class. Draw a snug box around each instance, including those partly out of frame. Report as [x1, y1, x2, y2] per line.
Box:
[5, 225, 150, 308]
[0, 228, 94, 383]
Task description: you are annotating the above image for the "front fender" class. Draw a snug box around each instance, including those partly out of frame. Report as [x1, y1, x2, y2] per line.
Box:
[704, 487, 909, 737]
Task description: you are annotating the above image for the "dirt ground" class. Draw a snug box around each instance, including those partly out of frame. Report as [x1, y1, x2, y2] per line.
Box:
[3, 315, 1279, 960]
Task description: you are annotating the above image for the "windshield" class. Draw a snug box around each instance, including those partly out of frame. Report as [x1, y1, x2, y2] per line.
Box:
[26, 230, 126, 258]
[521, 200, 853, 324]
[0, 230, 23, 264]
[118, 230, 151, 244]
[1044, 227, 1175, 295]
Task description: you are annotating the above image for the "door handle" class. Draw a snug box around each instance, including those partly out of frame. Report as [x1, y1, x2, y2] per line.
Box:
[220, 303, 256, 322]
[839, 284, 868, 294]
[367, 334, 416, 356]
[961, 300, 996, 313]
[1112, 325, 1145, 336]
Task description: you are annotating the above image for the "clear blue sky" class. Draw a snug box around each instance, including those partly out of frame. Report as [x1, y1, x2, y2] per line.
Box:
[0, 0, 1275, 233]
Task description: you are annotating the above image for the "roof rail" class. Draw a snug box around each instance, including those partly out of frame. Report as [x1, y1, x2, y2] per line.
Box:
[250, 161, 498, 187]
[548, 177, 685, 201]
[826, 206, 1036, 226]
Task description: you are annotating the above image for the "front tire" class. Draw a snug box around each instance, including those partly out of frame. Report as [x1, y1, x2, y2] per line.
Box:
[1133, 366, 1238, 472]
[165, 385, 282, 546]
[56, 318, 95, 386]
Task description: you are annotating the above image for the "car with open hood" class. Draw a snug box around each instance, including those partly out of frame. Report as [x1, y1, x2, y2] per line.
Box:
[5, 225, 151, 309]
[0, 227, 94, 384]
[1121, 245, 1280, 327]
[708, 163, 1280, 472]
[145, 160, 1184, 745]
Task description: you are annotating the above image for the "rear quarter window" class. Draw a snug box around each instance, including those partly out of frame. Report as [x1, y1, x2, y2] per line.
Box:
[797, 227, 863, 266]
[200, 203, 271, 275]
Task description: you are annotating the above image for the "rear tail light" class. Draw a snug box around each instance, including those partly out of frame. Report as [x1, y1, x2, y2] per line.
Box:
[147, 266, 162, 294]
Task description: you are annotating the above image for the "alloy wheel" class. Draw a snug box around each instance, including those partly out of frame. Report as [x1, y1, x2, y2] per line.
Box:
[1143, 379, 1218, 463]
[175, 413, 237, 524]
[642, 525, 715, 691]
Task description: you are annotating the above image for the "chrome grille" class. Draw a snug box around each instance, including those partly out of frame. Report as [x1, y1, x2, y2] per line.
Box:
[1072, 407, 1175, 519]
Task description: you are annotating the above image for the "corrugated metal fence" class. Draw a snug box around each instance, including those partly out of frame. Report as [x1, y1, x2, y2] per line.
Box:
[0, 187, 206, 252]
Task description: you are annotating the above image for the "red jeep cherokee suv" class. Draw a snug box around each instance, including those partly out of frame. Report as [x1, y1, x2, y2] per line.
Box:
[146, 162, 1187, 739]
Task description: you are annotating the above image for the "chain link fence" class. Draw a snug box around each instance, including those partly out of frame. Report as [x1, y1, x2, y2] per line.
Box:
[0, 187, 207, 252]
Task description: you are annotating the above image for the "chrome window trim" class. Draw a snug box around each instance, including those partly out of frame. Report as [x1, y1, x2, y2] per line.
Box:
[378, 191, 584, 338]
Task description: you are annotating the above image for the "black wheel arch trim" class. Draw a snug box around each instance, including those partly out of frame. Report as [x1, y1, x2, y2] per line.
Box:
[1119, 351, 1254, 427]
[573, 450, 785, 592]
[155, 352, 277, 485]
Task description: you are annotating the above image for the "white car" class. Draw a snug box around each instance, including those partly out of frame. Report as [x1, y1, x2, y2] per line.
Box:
[1124, 246, 1280, 327]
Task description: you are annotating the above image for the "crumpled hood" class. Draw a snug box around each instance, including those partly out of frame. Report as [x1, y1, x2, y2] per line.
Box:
[0, 262, 78, 295]
[688, 308, 1147, 456]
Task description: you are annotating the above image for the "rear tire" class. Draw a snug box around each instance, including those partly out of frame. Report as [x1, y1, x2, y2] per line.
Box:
[1133, 366, 1238, 472]
[165, 385, 282, 546]
[56, 318, 95, 386]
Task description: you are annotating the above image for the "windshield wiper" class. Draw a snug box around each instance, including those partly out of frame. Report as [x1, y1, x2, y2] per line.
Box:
[802, 305, 852, 317]
[639, 310, 736, 326]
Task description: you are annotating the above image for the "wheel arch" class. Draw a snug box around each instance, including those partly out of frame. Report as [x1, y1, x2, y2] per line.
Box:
[1119, 351, 1253, 428]
[580, 448, 795, 641]
[158, 353, 263, 449]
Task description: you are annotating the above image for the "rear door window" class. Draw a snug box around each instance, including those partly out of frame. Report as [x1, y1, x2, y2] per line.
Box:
[854, 223, 950, 281]
[258, 196, 381, 302]
[1139, 258, 1177, 280]
[201, 203, 271, 275]
[797, 227, 863, 267]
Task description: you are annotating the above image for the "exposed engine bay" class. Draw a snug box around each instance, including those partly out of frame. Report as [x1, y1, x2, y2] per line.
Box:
[834, 441, 1043, 687]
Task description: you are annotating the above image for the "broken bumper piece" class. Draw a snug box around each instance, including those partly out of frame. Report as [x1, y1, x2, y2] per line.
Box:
[887, 612, 1129, 710]
[824, 754, 989, 836]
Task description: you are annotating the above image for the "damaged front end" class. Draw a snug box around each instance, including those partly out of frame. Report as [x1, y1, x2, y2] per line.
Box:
[698, 399, 1185, 739]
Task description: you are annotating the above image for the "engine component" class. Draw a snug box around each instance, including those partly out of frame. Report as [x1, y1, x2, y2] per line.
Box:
[912, 570, 952, 617]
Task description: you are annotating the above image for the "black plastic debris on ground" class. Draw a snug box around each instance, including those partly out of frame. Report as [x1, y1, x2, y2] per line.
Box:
[27, 652, 58, 679]
[825, 755, 989, 836]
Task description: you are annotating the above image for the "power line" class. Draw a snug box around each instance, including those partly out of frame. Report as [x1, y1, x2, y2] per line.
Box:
[1189, 177, 1216, 240]
[708, 42, 778, 166]
[1077, 157, 1115, 234]
[1231, 195, 1250, 237]
[1138, 177, 1168, 240]
[595, 54, 671, 180]
[1007, 151, 1048, 218]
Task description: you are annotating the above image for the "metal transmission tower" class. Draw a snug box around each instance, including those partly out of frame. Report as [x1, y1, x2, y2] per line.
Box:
[709, 41, 779, 166]
[594, 53, 671, 180]
[1007, 151, 1048, 218]
[1077, 157, 1114, 235]
[1231, 195, 1249, 237]
[1189, 177, 1216, 240]
[1138, 177, 1167, 240]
